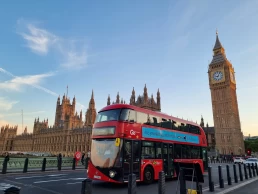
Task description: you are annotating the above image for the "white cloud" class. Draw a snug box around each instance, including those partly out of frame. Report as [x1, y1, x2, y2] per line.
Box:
[19, 23, 58, 55]
[0, 97, 19, 111]
[17, 20, 88, 69]
[62, 50, 88, 69]
[0, 68, 56, 94]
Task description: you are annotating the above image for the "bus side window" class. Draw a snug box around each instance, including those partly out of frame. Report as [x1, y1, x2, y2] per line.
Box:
[191, 146, 200, 159]
[137, 112, 148, 124]
[128, 110, 136, 122]
[161, 118, 172, 129]
[155, 142, 162, 159]
[174, 144, 181, 158]
[189, 125, 200, 134]
[173, 122, 181, 131]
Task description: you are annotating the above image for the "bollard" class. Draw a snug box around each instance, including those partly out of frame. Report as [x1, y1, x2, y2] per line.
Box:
[179, 168, 186, 194]
[255, 163, 258, 176]
[4, 186, 20, 194]
[208, 166, 214, 192]
[238, 163, 243, 181]
[158, 171, 165, 194]
[23, 158, 28, 173]
[41, 158, 46, 172]
[244, 164, 248, 179]
[233, 164, 238, 183]
[81, 178, 92, 194]
[2, 157, 8, 174]
[128, 173, 136, 194]
[218, 166, 224, 188]
[58, 157, 62, 171]
[248, 164, 252, 178]
[252, 163, 256, 177]
[72, 158, 76, 170]
[226, 165, 232, 185]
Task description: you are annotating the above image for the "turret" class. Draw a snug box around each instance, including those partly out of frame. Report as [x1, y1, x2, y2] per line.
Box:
[157, 88, 160, 103]
[144, 84, 148, 102]
[200, 115, 204, 128]
[116, 92, 120, 104]
[107, 95, 111, 105]
[57, 96, 60, 106]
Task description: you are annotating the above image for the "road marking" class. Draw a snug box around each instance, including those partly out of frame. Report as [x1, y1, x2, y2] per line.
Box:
[4, 179, 62, 194]
[0, 183, 20, 191]
[67, 182, 82, 185]
[34, 178, 85, 184]
[15, 174, 67, 179]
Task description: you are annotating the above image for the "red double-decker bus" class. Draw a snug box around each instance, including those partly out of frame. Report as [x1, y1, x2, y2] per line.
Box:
[88, 104, 208, 183]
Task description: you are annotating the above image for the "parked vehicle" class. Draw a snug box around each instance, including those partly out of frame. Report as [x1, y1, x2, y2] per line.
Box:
[234, 157, 244, 164]
[243, 158, 258, 167]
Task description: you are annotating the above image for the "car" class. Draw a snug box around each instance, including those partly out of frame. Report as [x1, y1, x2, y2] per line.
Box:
[234, 157, 244, 164]
[243, 158, 258, 167]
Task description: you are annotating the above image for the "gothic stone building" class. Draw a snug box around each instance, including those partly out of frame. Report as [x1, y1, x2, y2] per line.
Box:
[107, 84, 161, 111]
[0, 91, 96, 157]
[208, 32, 245, 155]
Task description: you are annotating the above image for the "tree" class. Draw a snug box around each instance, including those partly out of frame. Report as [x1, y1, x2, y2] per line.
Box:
[244, 139, 258, 153]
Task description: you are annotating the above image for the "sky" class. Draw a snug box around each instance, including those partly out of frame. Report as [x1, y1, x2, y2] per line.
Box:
[0, 0, 258, 136]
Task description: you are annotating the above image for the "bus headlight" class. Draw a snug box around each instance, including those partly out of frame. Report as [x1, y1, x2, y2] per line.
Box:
[109, 170, 116, 178]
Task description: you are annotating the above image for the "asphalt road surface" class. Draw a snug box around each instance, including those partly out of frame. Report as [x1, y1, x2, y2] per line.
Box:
[227, 179, 258, 194]
[0, 163, 240, 194]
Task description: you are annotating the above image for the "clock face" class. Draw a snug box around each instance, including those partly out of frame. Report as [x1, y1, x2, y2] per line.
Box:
[213, 71, 223, 81]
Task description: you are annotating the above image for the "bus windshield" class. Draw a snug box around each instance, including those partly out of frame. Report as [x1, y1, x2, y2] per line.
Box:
[91, 139, 122, 168]
[95, 109, 122, 123]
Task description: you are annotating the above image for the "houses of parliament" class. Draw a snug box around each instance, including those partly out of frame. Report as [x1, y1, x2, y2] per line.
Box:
[0, 33, 245, 156]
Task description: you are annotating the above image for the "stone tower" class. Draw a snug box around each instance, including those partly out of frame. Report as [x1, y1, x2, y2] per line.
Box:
[107, 85, 161, 111]
[208, 31, 244, 155]
[54, 93, 83, 129]
[130, 84, 161, 111]
[85, 90, 97, 127]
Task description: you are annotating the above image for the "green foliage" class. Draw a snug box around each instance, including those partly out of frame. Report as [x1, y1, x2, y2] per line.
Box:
[244, 139, 258, 153]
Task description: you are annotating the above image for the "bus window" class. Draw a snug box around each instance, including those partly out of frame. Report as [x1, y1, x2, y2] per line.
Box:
[173, 122, 181, 131]
[96, 109, 121, 123]
[136, 111, 148, 124]
[174, 144, 181, 158]
[155, 142, 162, 159]
[141, 141, 155, 159]
[120, 109, 136, 122]
[161, 118, 172, 129]
[189, 125, 200, 134]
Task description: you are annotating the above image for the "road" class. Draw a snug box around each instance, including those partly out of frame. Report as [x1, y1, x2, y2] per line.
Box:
[227, 179, 258, 194]
[0, 163, 239, 194]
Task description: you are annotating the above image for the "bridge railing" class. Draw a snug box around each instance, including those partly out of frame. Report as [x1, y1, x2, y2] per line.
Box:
[1, 157, 86, 174]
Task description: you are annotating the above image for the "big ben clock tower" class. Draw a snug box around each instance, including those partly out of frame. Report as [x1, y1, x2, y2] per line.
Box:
[208, 31, 245, 155]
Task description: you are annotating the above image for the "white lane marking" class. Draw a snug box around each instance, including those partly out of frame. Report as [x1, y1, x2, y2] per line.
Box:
[0, 183, 20, 191]
[15, 174, 67, 179]
[34, 178, 85, 184]
[67, 182, 82, 185]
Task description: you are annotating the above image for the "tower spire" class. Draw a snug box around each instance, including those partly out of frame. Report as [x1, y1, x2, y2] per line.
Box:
[213, 30, 223, 50]
[66, 85, 68, 98]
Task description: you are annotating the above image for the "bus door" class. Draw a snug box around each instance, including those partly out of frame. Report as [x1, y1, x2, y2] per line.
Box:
[162, 143, 174, 177]
[123, 140, 141, 180]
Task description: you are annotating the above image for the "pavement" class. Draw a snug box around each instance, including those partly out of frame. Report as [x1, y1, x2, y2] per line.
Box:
[0, 163, 252, 194]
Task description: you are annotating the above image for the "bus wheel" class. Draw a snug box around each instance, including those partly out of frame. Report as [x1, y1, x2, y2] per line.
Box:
[144, 166, 154, 184]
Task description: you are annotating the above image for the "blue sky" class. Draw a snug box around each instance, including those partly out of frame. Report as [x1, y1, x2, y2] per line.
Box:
[0, 0, 258, 135]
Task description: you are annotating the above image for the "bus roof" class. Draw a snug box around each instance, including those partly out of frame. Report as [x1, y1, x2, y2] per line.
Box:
[99, 104, 201, 128]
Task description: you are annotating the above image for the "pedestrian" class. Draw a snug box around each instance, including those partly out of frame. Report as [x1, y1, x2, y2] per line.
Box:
[81, 153, 85, 165]
[5, 152, 10, 162]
